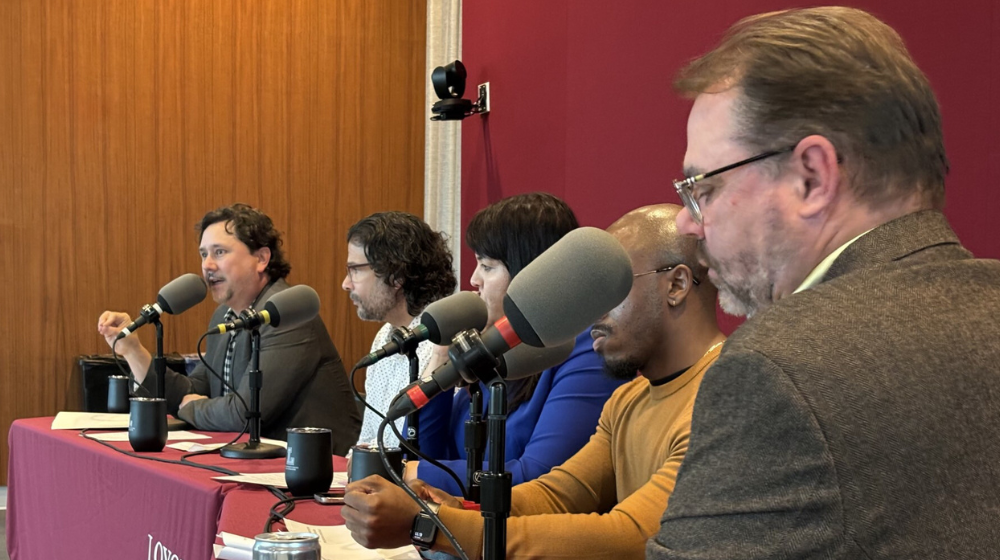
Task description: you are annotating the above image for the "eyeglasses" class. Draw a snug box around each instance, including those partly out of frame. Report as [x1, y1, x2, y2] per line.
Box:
[632, 264, 701, 285]
[346, 262, 372, 281]
[673, 145, 796, 225]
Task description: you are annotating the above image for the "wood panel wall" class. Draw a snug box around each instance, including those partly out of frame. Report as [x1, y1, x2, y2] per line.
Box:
[0, 0, 427, 484]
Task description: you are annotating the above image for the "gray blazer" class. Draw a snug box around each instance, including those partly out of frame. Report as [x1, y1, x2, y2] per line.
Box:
[648, 211, 1000, 559]
[141, 278, 361, 454]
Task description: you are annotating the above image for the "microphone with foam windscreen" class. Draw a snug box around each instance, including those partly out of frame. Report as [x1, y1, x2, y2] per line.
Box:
[383, 227, 632, 419]
[355, 291, 488, 367]
[502, 227, 635, 348]
[450, 227, 633, 381]
[116, 273, 208, 339]
[206, 285, 320, 335]
[384, 340, 575, 421]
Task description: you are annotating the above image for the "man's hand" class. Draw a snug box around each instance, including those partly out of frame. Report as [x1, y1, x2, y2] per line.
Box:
[179, 393, 208, 409]
[343, 475, 422, 549]
[97, 311, 141, 355]
[98, 311, 154, 383]
[408, 479, 464, 510]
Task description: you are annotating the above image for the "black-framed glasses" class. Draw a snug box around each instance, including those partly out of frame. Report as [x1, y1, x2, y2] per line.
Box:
[632, 264, 701, 285]
[346, 262, 372, 281]
[673, 145, 796, 225]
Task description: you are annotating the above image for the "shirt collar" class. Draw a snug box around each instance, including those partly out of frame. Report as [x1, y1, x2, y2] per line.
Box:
[793, 229, 873, 294]
[226, 279, 275, 317]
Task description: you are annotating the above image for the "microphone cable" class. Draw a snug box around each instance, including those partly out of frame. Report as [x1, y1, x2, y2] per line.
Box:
[377, 419, 470, 560]
[263, 487, 314, 533]
[80, 428, 240, 476]
[177, 331, 252, 466]
[196, 331, 250, 413]
[81, 332, 257, 472]
[350, 363, 468, 498]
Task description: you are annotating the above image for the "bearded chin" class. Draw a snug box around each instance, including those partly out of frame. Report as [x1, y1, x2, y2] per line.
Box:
[712, 265, 776, 319]
[601, 356, 643, 381]
[717, 285, 757, 318]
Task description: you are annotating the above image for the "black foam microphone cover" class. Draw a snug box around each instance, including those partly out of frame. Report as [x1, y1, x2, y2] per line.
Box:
[503, 227, 633, 347]
[156, 273, 208, 314]
[420, 291, 489, 343]
[265, 285, 320, 329]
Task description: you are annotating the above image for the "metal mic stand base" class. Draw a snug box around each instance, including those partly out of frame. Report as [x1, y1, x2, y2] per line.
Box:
[220, 441, 286, 459]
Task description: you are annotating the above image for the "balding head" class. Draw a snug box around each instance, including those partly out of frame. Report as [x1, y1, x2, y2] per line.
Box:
[608, 204, 712, 304]
[593, 204, 720, 381]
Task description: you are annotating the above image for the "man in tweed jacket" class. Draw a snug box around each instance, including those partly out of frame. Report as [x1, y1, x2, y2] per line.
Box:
[648, 7, 1000, 559]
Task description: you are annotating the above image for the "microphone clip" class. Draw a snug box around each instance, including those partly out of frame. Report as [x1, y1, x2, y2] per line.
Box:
[389, 326, 422, 357]
[448, 330, 502, 385]
[357, 325, 425, 367]
[239, 308, 260, 325]
[139, 303, 163, 323]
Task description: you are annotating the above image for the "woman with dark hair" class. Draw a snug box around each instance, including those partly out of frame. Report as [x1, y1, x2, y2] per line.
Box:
[403, 192, 627, 495]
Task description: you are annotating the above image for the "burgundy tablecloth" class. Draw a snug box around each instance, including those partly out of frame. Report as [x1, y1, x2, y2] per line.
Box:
[6, 417, 341, 560]
[217, 482, 346, 540]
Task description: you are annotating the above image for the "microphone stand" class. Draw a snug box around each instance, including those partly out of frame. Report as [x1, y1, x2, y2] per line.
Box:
[404, 347, 420, 459]
[153, 319, 166, 399]
[481, 380, 510, 560]
[221, 327, 284, 459]
[464, 383, 486, 503]
[447, 329, 510, 559]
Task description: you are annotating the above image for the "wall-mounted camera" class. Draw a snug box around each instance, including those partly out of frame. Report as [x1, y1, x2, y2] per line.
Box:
[430, 60, 490, 121]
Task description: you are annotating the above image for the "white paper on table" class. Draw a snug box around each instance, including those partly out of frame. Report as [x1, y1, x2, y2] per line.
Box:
[214, 542, 252, 560]
[85, 430, 211, 442]
[213, 472, 348, 489]
[214, 532, 255, 560]
[167, 441, 228, 452]
[51, 412, 130, 430]
[258, 437, 288, 449]
[284, 519, 420, 560]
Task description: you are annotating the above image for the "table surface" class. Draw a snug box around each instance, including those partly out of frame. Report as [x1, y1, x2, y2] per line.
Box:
[6, 416, 346, 560]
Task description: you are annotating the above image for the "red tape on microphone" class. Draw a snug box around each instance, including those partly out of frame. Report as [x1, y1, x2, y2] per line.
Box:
[494, 316, 521, 348]
[406, 385, 430, 409]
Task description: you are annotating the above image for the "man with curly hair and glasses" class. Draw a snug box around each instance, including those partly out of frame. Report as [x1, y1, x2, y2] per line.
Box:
[343, 212, 458, 450]
[99, 203, 361, 454]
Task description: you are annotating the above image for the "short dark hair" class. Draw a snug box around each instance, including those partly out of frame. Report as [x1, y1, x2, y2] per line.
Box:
[466, 192, 579, 411]
[675, 7, 948, 209]
[347, 211, 457, 316]
[197, 203, 291, 281]
[466, 192, 579, 279]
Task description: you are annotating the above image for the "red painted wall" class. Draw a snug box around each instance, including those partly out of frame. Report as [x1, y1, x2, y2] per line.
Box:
[458, 0, 1000, 332]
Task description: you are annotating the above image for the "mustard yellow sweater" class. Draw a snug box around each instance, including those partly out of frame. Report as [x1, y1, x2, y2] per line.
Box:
[433, 345, 721, 559]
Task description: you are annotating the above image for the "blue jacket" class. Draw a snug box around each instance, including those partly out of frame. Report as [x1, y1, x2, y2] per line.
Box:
[416, 330, 626, 495]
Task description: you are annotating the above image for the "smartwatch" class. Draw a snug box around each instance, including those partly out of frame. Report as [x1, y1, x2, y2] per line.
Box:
[410, 501, 441, 550]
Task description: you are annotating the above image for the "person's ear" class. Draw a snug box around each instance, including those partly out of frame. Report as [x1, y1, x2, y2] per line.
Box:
[791, 135, 841, 219]
[665, 265, 695, 307]
[255, 247, 272, 273]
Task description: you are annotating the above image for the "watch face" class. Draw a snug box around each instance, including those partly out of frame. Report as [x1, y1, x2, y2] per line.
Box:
[411, 512, 438, 547]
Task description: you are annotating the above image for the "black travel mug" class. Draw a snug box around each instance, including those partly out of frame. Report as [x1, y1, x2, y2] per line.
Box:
[128, 397, 167, 452]
[349, 444, 404, 483]
[107, 375, 131, 413]
[285, 427, 334, 497]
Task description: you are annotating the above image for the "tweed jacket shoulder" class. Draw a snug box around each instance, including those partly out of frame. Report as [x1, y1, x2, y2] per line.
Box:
[648, 211, 1000, 559]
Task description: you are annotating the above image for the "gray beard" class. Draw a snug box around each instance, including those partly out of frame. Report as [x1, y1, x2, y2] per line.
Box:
[714, 272, 766, 318]
[699, 226, 787, 319]
[353, 293, 395, 322]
